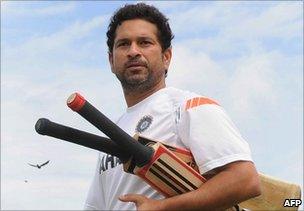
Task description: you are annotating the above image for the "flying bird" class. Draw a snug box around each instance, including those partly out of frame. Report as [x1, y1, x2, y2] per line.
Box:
[28, 160, 50, 169]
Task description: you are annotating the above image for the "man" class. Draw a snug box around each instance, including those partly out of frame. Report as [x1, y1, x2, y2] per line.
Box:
[84, 3, 261, 210]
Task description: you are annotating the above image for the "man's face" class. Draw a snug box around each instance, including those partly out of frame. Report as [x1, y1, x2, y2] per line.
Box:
[109, 19, 171, 93]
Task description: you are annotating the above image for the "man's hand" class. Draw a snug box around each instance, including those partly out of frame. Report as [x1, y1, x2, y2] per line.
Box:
[119, 194, 164, 210]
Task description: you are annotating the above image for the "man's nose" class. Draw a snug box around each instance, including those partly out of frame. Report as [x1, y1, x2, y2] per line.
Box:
[127, 43, 141, 58]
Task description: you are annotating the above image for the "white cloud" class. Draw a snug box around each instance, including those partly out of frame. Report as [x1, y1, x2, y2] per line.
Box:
[167, 44, 227, 95]
[1, 176, 92, 209]
[3, 15, 107, 68]
[167, 43, 281, 121]
[1, 2, 77, 17]
[223, 2, 303, 40]
[225, 52, 278, 119]
[167, 1, 302, 42]
[35, 3, 77, 16]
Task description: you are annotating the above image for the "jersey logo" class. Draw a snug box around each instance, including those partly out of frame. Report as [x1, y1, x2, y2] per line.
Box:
[99, 154, 122, 173]
[135, 115, 153, 133]
[185, 97, 219, 110]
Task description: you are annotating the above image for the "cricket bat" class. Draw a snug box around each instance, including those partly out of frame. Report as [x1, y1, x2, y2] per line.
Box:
[239, 173, 302, 211]
[66, 92, 206, 197]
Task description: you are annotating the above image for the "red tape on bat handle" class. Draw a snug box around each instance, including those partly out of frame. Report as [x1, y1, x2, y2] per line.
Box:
[67, 93, 154, 167]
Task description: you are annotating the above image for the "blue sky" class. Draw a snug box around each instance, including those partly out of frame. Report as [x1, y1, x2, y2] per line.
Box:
[1, 1, 303, 210]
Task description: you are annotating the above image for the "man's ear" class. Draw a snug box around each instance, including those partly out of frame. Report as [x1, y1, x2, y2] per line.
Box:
[163, 47, 172, 70]
[108, 52, 114, 73]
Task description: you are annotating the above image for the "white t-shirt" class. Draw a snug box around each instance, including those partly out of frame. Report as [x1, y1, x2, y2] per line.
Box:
[84, 87, 252, 210]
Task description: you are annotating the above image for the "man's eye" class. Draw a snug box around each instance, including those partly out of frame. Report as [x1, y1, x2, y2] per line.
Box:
[141, 40, 152, 46]
[117, 42, 128, 47]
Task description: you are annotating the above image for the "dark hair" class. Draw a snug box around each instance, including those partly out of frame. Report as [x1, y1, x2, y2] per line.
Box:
[106, 3, 174, 53]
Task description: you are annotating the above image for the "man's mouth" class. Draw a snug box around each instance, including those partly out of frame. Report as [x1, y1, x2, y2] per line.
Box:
[125, 61, 147, 69]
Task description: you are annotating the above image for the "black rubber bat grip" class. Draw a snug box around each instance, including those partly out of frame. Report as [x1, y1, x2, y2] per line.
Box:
[35, 118, 130, 162]
[67, 93, 154, 167]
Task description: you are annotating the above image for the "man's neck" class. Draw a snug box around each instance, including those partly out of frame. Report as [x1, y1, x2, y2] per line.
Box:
[123, 82, 166, 107]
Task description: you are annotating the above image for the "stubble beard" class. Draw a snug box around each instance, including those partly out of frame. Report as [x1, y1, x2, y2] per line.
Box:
[115, 67, 164, 95]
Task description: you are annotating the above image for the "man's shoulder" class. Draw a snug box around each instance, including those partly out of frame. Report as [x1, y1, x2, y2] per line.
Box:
[163, 87, 196, 104]
[165, 87, 220, 111]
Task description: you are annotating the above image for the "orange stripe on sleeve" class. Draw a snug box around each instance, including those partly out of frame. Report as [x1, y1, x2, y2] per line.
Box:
[185, 99, 192, 110]
[192, 97, 199, 108]
[198, 97, 219, 106]
[185, 97, 219, 110]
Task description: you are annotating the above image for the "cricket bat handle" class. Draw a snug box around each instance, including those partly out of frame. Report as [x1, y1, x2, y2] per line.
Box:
[35, 118, 130, 162]
[66, 92, 153, 167]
